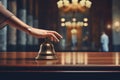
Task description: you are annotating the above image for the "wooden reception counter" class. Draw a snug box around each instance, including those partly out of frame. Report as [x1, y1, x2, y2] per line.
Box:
[0, 52, 120, 72]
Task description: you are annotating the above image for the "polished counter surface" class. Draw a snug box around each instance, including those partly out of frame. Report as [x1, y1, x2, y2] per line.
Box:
[0, 52, 120, 72]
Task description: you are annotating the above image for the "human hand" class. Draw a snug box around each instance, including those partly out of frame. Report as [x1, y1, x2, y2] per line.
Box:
[28, 27, 63, 42]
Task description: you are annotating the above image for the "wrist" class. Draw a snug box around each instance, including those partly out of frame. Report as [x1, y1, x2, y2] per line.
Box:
[27, 26, 32, 34]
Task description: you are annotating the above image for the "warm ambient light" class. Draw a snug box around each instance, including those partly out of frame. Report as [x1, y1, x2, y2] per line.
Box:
[107, 24, 111, 29]
[114, 21, 120, 27]
[61, 18, 66, 22]
[61, 18, 89, 28]
[113, 21, 120, 32]
[57, 0, 92, 13]
[83, 18, 88, 22]
[65, 21, 84, 28]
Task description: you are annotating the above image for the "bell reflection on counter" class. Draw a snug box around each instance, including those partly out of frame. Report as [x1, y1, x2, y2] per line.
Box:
[35, 38, 57, 60]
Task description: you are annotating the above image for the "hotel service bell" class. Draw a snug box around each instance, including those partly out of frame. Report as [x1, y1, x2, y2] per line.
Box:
[35, 38, 57, 60]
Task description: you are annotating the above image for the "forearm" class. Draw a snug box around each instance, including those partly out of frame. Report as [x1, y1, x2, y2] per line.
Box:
[0, 2, 31, 33]
[6, 15, 32, 34]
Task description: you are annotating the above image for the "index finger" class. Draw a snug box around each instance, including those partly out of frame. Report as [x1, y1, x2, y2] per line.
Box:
[49, 31, 63, 39]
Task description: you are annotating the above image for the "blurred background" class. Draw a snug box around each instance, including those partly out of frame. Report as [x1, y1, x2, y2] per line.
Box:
[0, 0, 120, 52]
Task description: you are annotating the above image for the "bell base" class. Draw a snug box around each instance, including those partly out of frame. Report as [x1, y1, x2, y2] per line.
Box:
[35, 55, 57, 60]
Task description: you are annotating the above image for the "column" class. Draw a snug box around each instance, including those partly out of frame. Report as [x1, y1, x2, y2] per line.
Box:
[16, 0, 27, 51]
[7, 0, 17, 51]
[33, 19, 39, 45]
[112, 0, 120, 51]
[0, 0, 7, 51]
[33, 0, 39, 46]
[26, 0, 34, 51]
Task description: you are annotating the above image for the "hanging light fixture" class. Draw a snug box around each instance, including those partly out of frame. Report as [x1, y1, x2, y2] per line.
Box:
[61, 18, 89, 28]
[57, 0, 92, 13]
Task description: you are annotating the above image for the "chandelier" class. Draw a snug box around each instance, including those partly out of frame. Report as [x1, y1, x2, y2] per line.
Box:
[61, 18, 88, 28]
[57, 0, 92, 13]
